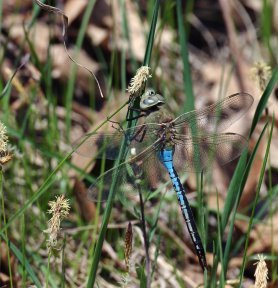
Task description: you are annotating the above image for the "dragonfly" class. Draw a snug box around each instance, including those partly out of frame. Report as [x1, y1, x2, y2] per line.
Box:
[74, 89, 253, 270]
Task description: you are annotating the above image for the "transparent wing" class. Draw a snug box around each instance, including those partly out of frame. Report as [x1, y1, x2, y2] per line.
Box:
[82, 132, 247, 201]
[72, 123, 161, 159]
[173, 133, 247, 173]
[86, 139, 166, 202]
[173, 93, 253, 134]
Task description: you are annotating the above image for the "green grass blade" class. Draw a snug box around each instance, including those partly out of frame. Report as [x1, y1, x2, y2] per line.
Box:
[0, 232, 42, 287]
[238, 116, 274, 285]
[86, 144, 126, 287]
[214, 67, 278, 275]
[216, 192, 225, 287]
[176, 0, 195, 112]
[137, 265, 147, 287]
[0, 175, 56, 235]
[143, 0, 161, 67]
[221, 150, 248, 230]
[222, 122, 268, 274]
[128, 0, 160, 119]
[86, 3, 161, 286]
[0, 102, 127, 234]
[176, 1, 208, 256]
[28, 0, 46, 28]
[261, 0, 273, 56]
[249, 67, 278, 136]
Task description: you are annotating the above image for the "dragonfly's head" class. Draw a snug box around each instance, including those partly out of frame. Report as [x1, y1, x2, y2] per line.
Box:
[140, 89, 165, 111]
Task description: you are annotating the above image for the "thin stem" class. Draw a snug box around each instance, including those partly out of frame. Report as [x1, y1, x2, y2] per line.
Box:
[216, 190, 225, 287]
[61, 235, 66, 288]
[137, 182, 151, 288]
[176, 0, 195, 113]
[0, 169, 13, 288]
[46, 253, 50, 288]
[0, 100, 128, 234]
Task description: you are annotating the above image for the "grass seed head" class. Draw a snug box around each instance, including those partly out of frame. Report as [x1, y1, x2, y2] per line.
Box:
[0, 122, 8, 153]
[254, 254, 268, 288]
[0, 122, 13, 166]
[127, 66, 152, 96]
[44, 195, 70, 254]
[250, 61, 271, 92]
[124, 222, 133, 272]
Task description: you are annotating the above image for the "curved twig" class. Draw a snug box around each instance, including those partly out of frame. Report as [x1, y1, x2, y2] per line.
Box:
[33, 0, 104, 98]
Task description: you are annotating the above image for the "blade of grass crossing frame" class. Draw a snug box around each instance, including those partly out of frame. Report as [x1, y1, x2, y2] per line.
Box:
[0, 231, 41, 287]
[211, 148, 248, 276]
[261, 0, 273, 54]
[143, 0, 160, 67]
[127, 0, 161, 122]
[177, 1, 208, 261]
[0, 102, 127, 234]
[216, 191, 225, 288]
[222, 122, 268, 274]
[216, 67, 278, 274]
[238, 116, 274, 286]
[120, 0, 128, 93]
[28, 0, 46, 28]
[176, 0, 195, 113]
[221, 149, 248, 230]
[87, 3, 161, 287]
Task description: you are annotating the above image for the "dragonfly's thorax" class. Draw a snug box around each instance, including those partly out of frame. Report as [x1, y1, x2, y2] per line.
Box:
[156, 122, 177, 148]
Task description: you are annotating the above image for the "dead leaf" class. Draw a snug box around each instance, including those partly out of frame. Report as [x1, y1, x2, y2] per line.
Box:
[0, 242, 18, 287]
[73, 178, 96, 222]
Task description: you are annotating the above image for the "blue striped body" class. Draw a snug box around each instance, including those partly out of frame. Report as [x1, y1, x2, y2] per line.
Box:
[158, 148, 207, 270]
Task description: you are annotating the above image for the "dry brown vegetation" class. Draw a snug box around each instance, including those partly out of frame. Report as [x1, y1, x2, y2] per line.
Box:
[0, 0, 277, 287]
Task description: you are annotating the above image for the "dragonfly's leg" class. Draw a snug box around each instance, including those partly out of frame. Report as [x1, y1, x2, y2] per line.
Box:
[129, 124, 147, 143]
[137, 125, 147, 143]
[126, 109, 146, 121]
[128, 106, 141, 113]
[107, 119, 125, 133]
[107, 118, 144, 144]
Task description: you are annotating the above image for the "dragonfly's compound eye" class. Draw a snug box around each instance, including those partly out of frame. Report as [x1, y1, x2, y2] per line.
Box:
[146, 89, 156, 96]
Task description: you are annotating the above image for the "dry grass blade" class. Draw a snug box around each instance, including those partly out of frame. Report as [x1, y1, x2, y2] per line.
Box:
[33, 0, 104, 98]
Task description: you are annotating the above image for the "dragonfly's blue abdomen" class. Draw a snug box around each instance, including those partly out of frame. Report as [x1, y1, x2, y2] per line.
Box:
[158, 148, 207, 270]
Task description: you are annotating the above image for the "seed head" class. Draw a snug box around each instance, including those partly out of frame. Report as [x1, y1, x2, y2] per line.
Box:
[127, 66, 152, 96]
[124, 222, 133, 272]
[254, 254, 268, 288]
[44, 195, 70, 253]
[0, 122, 8, 153]
[0, 122, 12, 166]
[250, 61, 271, 92]
[0, 152, 13, 165]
